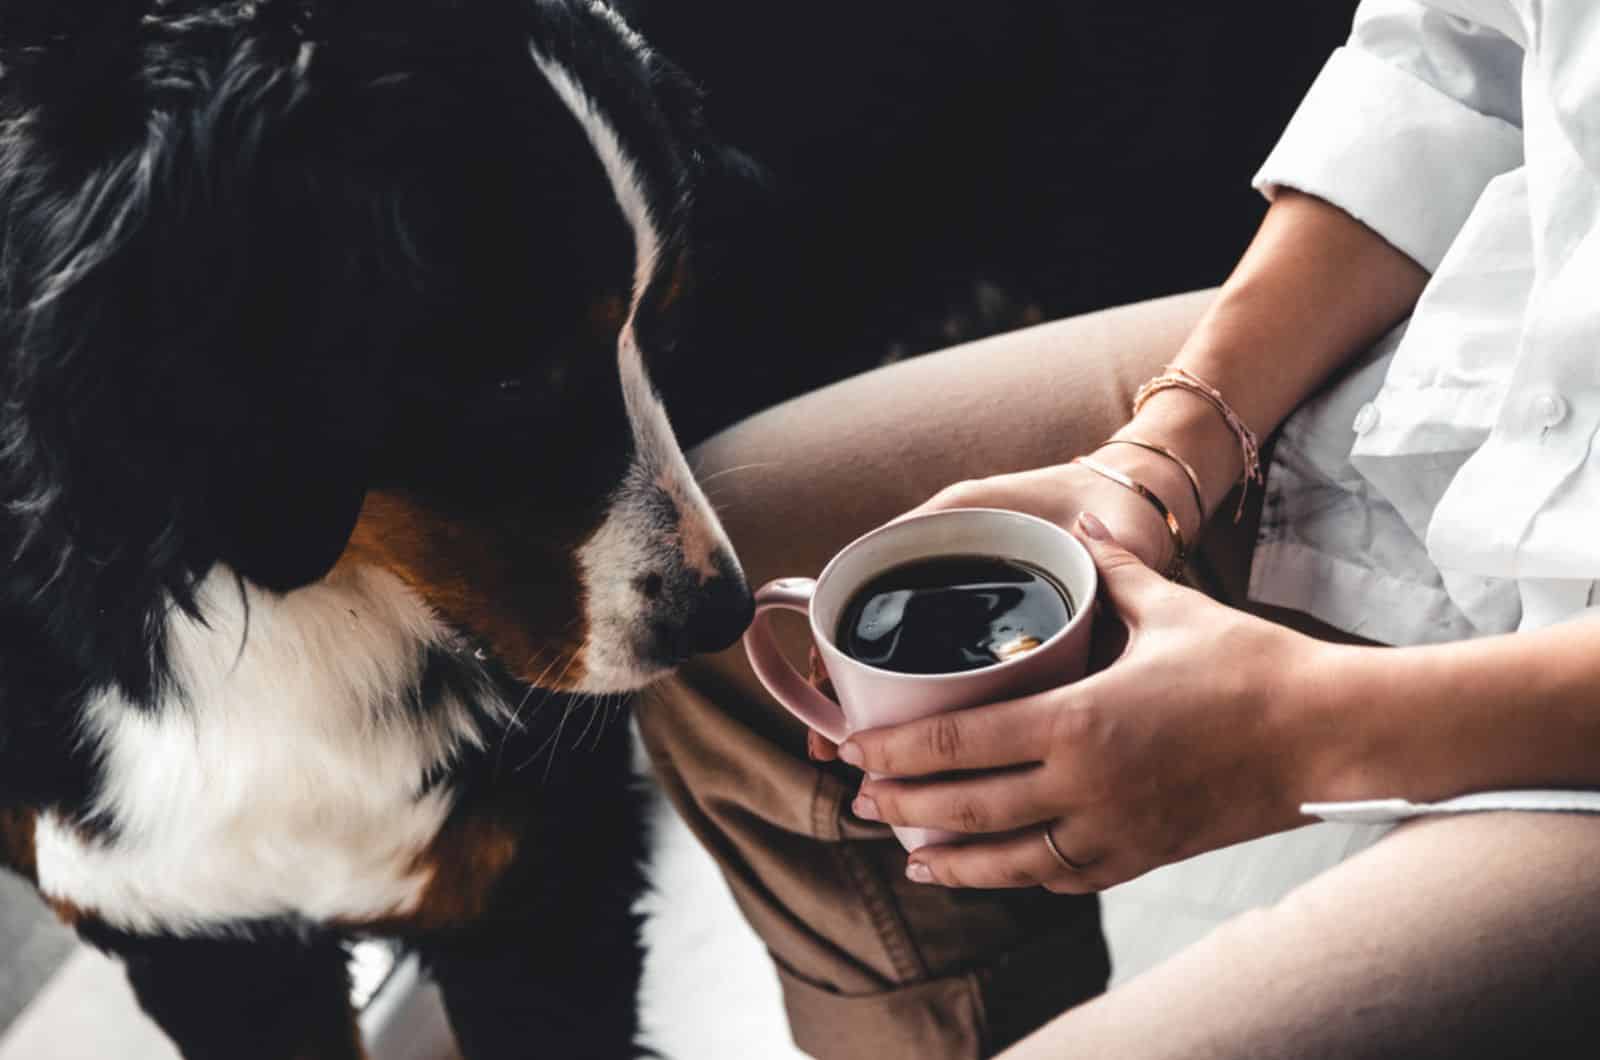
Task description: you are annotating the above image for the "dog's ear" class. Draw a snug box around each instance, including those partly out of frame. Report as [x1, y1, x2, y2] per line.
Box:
[207, 426, 367, 595]
[641, 52, 773, 255]
[694, 143, 770, 237]
[199, 364, 370, 595]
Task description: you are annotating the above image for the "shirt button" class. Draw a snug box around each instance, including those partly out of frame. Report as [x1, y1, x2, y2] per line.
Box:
[1353, 403, 1380, 435]
[1531, 391, 1569, 429]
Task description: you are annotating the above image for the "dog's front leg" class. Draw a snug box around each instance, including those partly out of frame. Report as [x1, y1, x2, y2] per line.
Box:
[114, 930, 365, 1060]
[421, 911, 647, 1060]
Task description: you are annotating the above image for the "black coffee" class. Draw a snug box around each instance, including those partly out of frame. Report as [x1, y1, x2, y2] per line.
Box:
[837, 555, 1073, 675]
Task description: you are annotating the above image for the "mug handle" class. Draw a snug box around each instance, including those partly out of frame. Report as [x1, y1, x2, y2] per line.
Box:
[742, 578, 849, 744]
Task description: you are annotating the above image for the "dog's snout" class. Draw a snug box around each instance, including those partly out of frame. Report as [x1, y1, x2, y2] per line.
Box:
[640, 550, 754, 666]
[683, 565, 755, 656]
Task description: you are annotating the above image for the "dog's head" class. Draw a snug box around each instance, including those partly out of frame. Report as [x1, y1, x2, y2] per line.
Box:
[0, 0, 754, 700]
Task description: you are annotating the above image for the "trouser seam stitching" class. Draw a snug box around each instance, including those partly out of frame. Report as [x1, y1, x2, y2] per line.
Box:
[837, 841, 928, 983]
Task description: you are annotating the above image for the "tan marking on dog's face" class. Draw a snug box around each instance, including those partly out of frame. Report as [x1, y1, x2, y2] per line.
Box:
[653, 472, 720, 583]
[0, 808, 38, 882]
[335, 492, 594, 689]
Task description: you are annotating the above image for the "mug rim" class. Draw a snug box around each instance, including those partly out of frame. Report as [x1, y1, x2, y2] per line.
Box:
[810, 507, 1099, 684]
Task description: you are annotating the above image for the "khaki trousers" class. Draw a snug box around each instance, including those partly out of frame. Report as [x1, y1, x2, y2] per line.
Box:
[635, 291, 1600, 1058]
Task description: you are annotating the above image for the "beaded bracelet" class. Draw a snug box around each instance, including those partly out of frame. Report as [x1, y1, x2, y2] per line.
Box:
[1132, 366, 1262, 522]
[1072, 456, 1187, 579]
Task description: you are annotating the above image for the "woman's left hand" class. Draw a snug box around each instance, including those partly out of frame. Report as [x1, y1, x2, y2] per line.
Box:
[841, 515, 1333, 893]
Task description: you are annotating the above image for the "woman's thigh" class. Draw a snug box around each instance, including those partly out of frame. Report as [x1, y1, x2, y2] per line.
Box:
[1004, 810, 1600, 1060]
[691, 289, 1215, 701]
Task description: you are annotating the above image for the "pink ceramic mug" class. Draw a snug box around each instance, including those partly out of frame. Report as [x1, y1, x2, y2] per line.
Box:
[743, 508, 1099, 851]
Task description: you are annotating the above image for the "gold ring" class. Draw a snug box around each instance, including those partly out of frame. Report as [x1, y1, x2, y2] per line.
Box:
[1042, 824, 1090, 872]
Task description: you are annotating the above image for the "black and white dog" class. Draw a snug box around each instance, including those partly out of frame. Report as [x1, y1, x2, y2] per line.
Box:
[0, 2, 753, 1057]
[0, 1, 1354, 1057]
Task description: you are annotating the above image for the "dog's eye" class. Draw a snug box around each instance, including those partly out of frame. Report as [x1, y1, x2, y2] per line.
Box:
[495, 378, 526, 400]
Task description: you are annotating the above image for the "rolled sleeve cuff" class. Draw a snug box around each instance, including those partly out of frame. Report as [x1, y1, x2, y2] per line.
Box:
[1252, 47, 1523, 272]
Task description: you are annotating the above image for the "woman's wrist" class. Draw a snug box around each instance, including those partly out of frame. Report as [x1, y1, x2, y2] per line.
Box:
[1258, 633, 1374, 816]
[1093, 386, 1247, 542]
[1294, 618, 1600, 806]
[1270, 636, 1456, 809]
[1081, 444, 1196, 546]
[1124, 390, 1250, 511]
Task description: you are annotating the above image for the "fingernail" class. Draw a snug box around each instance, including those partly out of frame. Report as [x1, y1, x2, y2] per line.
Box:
[853, 795, 880, 821]
[1077, 512, 1112, 541]
[838, 742, 864, 767]
[906, 863, 933, 884]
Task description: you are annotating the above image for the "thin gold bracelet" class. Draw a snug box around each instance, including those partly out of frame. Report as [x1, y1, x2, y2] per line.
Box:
[1072, 456, 1186, 579]
[1097, 438, 1206, 531]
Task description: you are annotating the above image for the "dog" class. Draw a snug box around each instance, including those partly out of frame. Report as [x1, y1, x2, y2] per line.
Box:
[0, 2, 755, 1057]
[0, 1, 1357, 1057]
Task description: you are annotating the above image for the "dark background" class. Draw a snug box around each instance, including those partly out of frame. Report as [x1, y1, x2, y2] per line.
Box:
[619, 2, 1363, 441]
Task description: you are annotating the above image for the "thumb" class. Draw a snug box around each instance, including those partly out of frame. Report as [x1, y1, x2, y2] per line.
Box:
[1073, 512, 1168, 618]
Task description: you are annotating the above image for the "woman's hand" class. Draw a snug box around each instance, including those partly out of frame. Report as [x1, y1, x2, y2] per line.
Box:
[908, 458, 1189, 572]
[839, 516, 1331, 893]
[805, 455, 1194, 764]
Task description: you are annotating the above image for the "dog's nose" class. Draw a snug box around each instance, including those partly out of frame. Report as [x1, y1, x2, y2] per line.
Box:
[683, 563, 755, 656]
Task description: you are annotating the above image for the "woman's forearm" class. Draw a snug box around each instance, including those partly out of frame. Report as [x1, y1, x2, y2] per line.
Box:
[1293, 616, 1600, 804]
[1114, 190, 1431, 525]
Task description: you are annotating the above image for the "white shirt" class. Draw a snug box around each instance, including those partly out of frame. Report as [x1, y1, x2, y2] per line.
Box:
[1247, 0, 1600, 646]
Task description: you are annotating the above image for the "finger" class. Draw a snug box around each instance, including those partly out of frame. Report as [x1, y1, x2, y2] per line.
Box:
[808, 728, 839, 763]
[903, 828, 1108, 894]
[855, 767, 1056, 835]
[839, 696, 1050, 778]
[1074, 512, 1171, 621]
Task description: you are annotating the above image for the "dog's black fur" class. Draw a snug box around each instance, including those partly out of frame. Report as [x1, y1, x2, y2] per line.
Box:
[0, 2, 1354, 1057]
[0, 4, 728, 1057]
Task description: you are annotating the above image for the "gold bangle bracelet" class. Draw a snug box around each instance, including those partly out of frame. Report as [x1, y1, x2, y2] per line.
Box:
[1072, 456, 1187, 579]
[1097, 438, 1206, 531]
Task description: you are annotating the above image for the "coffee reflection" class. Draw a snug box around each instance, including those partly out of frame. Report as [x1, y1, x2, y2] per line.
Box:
[836, 555, 1073, 675]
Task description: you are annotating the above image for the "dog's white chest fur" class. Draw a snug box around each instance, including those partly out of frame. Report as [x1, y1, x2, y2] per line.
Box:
[34, 566, 488, 936]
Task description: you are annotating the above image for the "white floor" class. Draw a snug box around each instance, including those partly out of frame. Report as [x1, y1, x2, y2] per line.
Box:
[0, 731, 1386, 1060]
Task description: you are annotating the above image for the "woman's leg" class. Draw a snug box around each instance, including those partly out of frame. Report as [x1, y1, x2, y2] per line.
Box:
[1002, 809, 1600, 1059]
[638, 291, 1215, 1059]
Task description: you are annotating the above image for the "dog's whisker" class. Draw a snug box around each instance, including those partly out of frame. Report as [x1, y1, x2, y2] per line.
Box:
[514, 703, 568, 774]
[523, 646, 570, 696]
[512, 650, 586, 773]
[538, 696, 581, 784]
[492, 637, 583, 766]
[699, 484, 741, 504]
[493, 648, 561, 773]
[591, 695, 626, 751]
[695, 461, 779, 488]
[702, 498, 754, 522]
[575, 696, 605, 750]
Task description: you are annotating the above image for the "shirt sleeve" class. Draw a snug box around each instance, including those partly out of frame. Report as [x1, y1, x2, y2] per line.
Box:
[1253, 0, 1526, 271]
